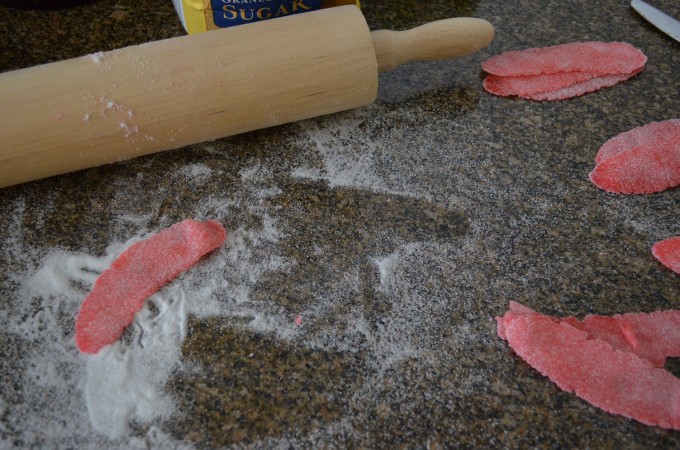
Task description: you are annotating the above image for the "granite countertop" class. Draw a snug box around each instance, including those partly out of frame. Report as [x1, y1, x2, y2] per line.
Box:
[1, 0, 679, 448]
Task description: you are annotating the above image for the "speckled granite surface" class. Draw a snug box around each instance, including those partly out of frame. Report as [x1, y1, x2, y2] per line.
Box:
[1, 0, 679, 448]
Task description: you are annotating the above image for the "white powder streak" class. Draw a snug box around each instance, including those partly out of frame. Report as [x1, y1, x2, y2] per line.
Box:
[369, 243, 426, 371]
[5, 109, 479, 447]
[10, 168, 291, 441]
[4, 230, 189, 440]
[177, 163, 215, 182]
[85, 289, 185, 438]
[2, 86, 491, 448]
[293, 108, 431, 200]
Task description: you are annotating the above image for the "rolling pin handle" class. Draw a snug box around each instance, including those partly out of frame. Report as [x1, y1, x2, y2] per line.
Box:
[371, 17, 495, 72]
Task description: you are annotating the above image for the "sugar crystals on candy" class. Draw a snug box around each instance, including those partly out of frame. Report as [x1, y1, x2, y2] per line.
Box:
[497, 302, 680, 429]
[589, 119, 680, 194]
[652, 236, 680, 275]
[75, 219, 227, 354]
[482, 42, 646, 100]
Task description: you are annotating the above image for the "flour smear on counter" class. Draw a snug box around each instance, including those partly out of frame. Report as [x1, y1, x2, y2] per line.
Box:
[1, 165, 292, 445]
[0, 107, 468, 446]
[3, 97, 649, 447]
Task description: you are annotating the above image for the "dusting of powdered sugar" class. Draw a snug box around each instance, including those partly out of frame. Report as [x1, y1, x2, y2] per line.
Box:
[292, 106, 432, 200]
[0, 101, 540, 446]
[3, 65, 675, 448]
[84, 288, 186, 439]
[177, 163, 216, 183]
[2, 162, 294, 445]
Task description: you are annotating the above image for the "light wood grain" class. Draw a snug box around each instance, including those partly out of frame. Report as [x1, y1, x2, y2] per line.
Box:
[372, 17, 495, 72]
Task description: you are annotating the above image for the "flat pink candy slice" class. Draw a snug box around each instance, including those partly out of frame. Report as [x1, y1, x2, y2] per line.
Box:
[482, 41, 647, 77]
[596, 119, 680, 164]
[574, 312, 680, 367]
[497, 302, 680, 429]
[589, 119, 680, 194]
[481, 42, 646, 100]
[525, 72, 639, 101]
[618, 310, 680, 364]
[483, 71, 598, 97]
[75, 219, 227, 354]
[500, 302, 680, 367]
[653, 236, 680, 274]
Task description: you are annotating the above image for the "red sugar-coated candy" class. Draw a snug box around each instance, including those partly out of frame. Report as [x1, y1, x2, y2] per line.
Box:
[497, 302, 680, 429]
[589, 119, 680, 194]
[525, 72, 639, 101]
[653, 236, 680, 275]
[617, 310, 680, 364]
[481, 42, 646, 100]
[596, 120, 680, 164]
[482, 71, 597, 97]
[500, 302, 680, 367]
[75, 219, 227, 354]
[482, 42, 647, 77]
[573, 312, 680, 367]
[562, 315, 638, 359]
[496, 300, 535, 340]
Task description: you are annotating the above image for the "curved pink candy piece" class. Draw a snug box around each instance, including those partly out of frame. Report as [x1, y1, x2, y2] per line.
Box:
[589, 119, 680, 194]
[482, 42, 647, 77]
[75, 219, 227, 354]
[653, 236, 680, 275]
[497, 302, 680, 429]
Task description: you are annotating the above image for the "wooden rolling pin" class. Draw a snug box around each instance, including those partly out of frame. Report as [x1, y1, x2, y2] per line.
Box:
[0, 6, 493, 188]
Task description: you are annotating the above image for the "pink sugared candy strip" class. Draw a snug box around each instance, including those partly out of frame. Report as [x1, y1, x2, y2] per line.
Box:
[482, 42, 647, 77]
[589, 119, 680, 194]
[653, 236, 680, 274]
[499, 302, 680, 367]
[75, 219, 227, 354]
[525, 72, 640, 101]
[572, 311, 680, 367]
[497, 302, 680, 429]
[482, 42, 646, 100]
[483, 71, 598, 97]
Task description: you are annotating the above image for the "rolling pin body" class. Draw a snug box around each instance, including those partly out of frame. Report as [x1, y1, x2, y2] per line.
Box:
[0, 6, 376, 187]
[0, 6, 493, 187]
